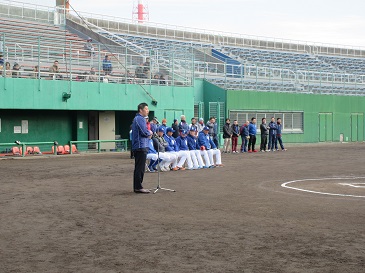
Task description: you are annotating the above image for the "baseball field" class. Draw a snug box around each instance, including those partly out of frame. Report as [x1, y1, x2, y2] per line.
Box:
[1, 143, 365, 273]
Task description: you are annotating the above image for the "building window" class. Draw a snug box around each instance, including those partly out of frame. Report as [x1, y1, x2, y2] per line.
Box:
[229, 110, 304, 133]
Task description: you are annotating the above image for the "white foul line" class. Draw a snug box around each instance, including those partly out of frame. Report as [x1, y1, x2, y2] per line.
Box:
[281, 177, 365, 198]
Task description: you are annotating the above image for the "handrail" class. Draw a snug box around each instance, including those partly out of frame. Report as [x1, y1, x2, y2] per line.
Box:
[69, 139, 129, 154]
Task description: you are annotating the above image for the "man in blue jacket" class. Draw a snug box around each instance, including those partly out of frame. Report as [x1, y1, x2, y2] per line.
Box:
[187, 127, 210, 168]
[175, 129, 194, 170]
[132, 102, 152, 193]
[248, 117, 257, 153]
[198, 126, 223, 167]
[268, 117, 277, 152]
[164, 127, 186, 171]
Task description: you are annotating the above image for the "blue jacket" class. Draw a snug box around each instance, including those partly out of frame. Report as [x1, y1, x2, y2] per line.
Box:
[187, 134, 199, 150]
[269, 121, 277, 135]
[102, 58, 112, 71]
[178, 121, 189, 132]
[248, 122, 257, 136]
[175, 136, 189, 151]
[147, 139, 157, 154]
[198, 131, 217, 150]
[164, 134, 178, 152]
[132, 113, 151, 150]
[240, 124, 249, 137]
[276, 124, 283, 135]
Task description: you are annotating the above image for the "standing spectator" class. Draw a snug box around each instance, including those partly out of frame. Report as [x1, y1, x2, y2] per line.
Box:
[179, 115, 189, 132]
[84, 38, 95, 56]
[171, 119, 179, 138]
[49, 60, 62, 79]
[268, 117, 277, 152]
[260, 118, 269, 152]
[223, 118, 233, 153]
[275, 118, 287, 151]
[4, 62, 11, 77]
[131, 102, 152, 193]
[231, 120, 240, 153]
[189, 117, 198, 132]
[12, 62, 21, 78]
[102, 55, 112, 75]
[248, 117, 257, 153]
[206, 117, 219, 148]
[240, 120, 249, 153]
[197, 118, 205, 133]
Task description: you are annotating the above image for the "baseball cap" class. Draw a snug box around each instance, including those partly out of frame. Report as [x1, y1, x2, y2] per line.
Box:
[189, 127, 197, 131]
[166, 127, 175, 133]
[181, 129, 188, 135]
[157, 127, 165, 133]
[203, 126, 209, 131]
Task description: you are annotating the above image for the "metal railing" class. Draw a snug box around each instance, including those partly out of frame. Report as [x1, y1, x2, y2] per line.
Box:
[69, 139, 128, 154]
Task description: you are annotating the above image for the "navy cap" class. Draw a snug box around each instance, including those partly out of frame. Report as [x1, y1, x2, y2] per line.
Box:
[158, 126, 165, 133]
[173, 119, 178, 122]
[203, 126, 209, 131]
[181, 129, 188, 135]
[166, 127, 175, 133]
[189, 127, 197, 131]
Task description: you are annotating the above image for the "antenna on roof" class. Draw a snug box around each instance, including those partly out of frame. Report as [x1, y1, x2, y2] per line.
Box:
[132, 0, 149, 23]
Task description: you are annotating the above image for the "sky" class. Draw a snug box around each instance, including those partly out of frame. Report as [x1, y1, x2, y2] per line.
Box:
[26, 0, 365, 48]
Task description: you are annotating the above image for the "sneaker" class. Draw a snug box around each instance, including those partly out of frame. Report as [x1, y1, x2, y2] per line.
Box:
[261, 150, 265, 152]
[253, 150, 258, 153]
[203, 166, 209, 169]
[148, 166, 156, 172]
[172, 167, 179, 171]
[209, 165, 215, 168]
[267, 149, 271, 152]
[248, 150, 252, 153]
[282, 149, 287, 151]
[177, 167, 186, 171]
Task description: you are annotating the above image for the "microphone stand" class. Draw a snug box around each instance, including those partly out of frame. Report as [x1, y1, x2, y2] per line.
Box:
[152, 136, 175, 194]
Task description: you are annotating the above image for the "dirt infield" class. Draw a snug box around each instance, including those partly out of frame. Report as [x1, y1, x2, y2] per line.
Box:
[1, 143, 365, 273]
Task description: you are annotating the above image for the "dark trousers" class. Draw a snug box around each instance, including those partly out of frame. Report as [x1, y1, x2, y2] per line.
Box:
[133, 149, 148, 190]
[240, 137, 248, 152]
[213, 138, 219, 149]
[268, 134, 276, 150]
[232, 136, 238, 152]
[260, 134, 268, 151]
[248, 135, 256, 151]
[275, 135, 285, 150]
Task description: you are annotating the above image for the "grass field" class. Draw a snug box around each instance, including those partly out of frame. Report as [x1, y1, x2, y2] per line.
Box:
[1, 143, 365, 273]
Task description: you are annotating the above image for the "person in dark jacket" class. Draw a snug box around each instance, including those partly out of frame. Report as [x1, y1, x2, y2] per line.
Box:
[223, 118, 233, 153]
[260, 118, 269, 152]
[248, 117, 257, 153]
[131, 102, 152, 193]
[275, 118, 287, 151]
[178, 115, 189, 132]
[268, 117, 277, 152]
[172, 119, 179, 138]
[231, 120, 240, 153]
[240, 120, 250, 152]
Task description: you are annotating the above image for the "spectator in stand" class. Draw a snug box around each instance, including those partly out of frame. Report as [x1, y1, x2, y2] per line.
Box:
[84, 38, 95, 56]
[49, 60, 62, 80]
[159, 75, 166, 85]
[87, 67, 98, 82]
[268, 117, 277, 152]
[31, 65, 39, 79]
[197, 118, 205, 133]
[4, 62, 11, 77]
[260, 118, 269, 152]
[223, 118, 233, 153]
[135, 63, 144, 80]
[275, 118, 287, 151]
[143, 67, 151, 81]
[12, 62, 21, 78]
[240, 120, 250, 153]
[102, 55, 112, 76]
[231, 120, 240, 153]
[0, 54, 4, 68]
[126, 70, 135, 84]
[152, 74, 160, 84]
[248, 117, 257, 153]
[189, 117, 198, 131]
[179, 115, 189, 132]
[143, 57, 151, 70]
[171, 119, 179, 138]
[198, 126, 223, 167]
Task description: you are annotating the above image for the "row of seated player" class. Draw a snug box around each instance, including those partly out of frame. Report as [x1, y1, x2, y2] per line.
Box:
[5, 145, 78, 156]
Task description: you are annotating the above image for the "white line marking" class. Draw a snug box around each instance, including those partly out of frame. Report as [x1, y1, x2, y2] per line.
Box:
[281, 177, 365, 198]
[339, 183, 365, 188]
